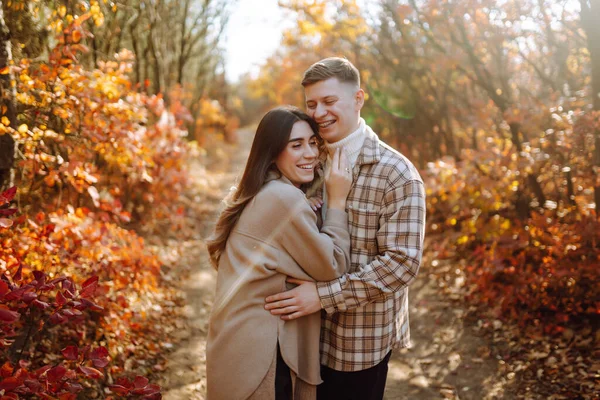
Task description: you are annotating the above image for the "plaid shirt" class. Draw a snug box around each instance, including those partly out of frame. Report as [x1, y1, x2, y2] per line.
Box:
[313, 125, 426, 372]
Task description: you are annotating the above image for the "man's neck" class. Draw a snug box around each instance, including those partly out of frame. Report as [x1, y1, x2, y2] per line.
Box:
[327, 119, 361, 147]
[324, 119, 367, 163]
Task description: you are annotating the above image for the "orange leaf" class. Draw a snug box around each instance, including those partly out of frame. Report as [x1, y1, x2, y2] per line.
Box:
[72, 30, 82, 43]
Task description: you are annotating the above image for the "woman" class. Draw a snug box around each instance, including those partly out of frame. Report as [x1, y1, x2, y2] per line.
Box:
[206, 106, 352, 400]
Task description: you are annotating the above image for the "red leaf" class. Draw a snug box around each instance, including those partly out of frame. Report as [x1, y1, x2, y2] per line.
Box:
[0, 376, 20, 391]
[90, 346, 109, 368]
[62, 309, 75, 317]
[0, 306, 20, 323]
[39, 283, 56, 291]
[77, 366, 103, 379]
[35, 365, 51, 376]
[133, 375, 149, 388]
[108, 385, 130, 396]
[4, 287, 26, 301]
[64, 382, 83, 393]
[0, 281, 8, 299]
[0, 209, 17, 216]
[0, 362, 13, 378]
[46, 365, 67, 382]
[61, 346, 79, 360]
[49, 312, 68, 324]
[132, 384, 161, 396]
[80, 298, 104, 312]
[50, 276, 68, 285]
[0, 187, 16, 206]
[32, 270, 46, 283]
[80, 276, 99, 298]
[24, 378, 42, 392]
[12, 264, 22, 282]
[32, 299, 50, 310]
[22, 291, 37, 303]
[56, 291, 67, 306]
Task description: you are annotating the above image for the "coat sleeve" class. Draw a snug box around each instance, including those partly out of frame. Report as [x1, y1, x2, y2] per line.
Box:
[272, 187, 351, 282]
[316, 178, 426, 313]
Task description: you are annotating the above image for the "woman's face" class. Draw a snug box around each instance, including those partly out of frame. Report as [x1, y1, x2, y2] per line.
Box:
[274, 120, 319, 187]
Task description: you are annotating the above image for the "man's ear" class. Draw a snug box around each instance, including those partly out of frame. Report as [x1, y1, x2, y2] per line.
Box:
[355, 89, 365, 111]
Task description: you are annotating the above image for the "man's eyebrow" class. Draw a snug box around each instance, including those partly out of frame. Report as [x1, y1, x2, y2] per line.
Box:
[307, 95, 338, 102]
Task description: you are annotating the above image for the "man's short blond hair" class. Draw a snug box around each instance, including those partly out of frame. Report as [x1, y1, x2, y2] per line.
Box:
[301, 57, 360, 87]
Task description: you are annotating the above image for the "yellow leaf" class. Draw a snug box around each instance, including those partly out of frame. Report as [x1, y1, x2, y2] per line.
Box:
[1, 117, 9, 126]
[18, 124, 28, 134]
[457, 235, 469, 245]
[58, 5, 67, 17]
[0, 66, 9, 75]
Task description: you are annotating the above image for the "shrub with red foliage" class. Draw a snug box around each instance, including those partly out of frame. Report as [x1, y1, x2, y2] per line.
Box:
[0, 6, 197, 398]
[424, 105, 600, 331]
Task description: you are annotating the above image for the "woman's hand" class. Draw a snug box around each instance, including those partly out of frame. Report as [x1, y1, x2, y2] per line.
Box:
[325, 148, 352, 210]
[307, 196, 323, 212]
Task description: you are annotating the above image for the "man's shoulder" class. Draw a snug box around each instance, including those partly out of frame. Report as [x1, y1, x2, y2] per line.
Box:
[372, 139, 423, 187]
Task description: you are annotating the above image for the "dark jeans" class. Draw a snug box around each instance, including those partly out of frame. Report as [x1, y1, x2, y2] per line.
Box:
[275, 345, 293, 400]
[317, 351, 392, 400]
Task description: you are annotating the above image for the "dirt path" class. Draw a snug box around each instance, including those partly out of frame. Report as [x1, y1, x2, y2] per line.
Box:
[160, 128, 505, 399]
[384, 256, 511, 400]
[159, 128, 254, 399]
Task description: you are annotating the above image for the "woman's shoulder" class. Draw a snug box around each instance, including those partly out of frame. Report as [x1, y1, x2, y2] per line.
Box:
[236, 178, 312, 238]
[259, 178, 307, 206]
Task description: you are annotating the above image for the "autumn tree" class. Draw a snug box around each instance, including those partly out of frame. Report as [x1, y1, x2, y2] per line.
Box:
[579, 0, 600, 210]
[0, 0, 15, 189]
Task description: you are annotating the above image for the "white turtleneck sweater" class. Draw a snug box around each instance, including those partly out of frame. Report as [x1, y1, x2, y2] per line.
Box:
[321, 118, 367, 220]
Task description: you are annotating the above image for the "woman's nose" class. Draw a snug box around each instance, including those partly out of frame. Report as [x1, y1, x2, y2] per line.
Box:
[304, 145, 317, 158]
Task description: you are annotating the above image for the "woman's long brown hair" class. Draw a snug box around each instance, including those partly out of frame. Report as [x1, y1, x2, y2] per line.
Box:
[206, 106, 320, 268]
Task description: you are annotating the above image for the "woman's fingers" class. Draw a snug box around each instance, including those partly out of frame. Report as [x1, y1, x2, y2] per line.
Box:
[332, 148, 340, 171]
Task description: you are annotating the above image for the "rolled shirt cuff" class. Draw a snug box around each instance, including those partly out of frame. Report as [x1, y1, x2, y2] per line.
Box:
[317, 278, 346, 314]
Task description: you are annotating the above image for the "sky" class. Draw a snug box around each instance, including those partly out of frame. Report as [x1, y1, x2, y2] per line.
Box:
[224, 1, 292, 83]
[224, 0, 379, 83]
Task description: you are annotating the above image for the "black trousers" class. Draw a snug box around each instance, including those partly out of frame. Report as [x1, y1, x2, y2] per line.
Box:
[317, 351, 392, 400]
[275, 345, 293, 400]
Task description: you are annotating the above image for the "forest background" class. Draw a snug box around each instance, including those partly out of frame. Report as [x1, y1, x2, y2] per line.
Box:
[0, 0, 598, 399]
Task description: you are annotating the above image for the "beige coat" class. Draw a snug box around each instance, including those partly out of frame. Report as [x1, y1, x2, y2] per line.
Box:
[206, 175, 350, 400]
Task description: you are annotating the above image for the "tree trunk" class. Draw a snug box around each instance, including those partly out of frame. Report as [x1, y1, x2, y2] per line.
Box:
[0, 1, 15, 190]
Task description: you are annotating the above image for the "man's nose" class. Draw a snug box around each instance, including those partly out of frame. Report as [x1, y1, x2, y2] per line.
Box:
[314, 103, 327, 118]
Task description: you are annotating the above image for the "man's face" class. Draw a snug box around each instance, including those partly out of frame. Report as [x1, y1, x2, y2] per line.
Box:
[304, 77, 364, 144]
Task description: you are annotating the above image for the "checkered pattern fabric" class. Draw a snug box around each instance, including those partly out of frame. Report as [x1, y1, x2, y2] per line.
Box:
[313, 125, 426, 372]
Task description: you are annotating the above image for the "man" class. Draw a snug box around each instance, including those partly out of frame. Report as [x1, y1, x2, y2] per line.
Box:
[264, 57, 426, 399]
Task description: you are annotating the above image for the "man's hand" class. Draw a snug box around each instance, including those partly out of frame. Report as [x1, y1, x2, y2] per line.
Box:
[264, 278, 321, 320]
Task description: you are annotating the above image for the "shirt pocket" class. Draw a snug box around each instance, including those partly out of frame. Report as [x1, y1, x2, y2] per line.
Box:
[347, 205, 379, 253]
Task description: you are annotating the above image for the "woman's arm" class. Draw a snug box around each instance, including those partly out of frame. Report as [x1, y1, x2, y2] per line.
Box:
[273, 186, 350, 282]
